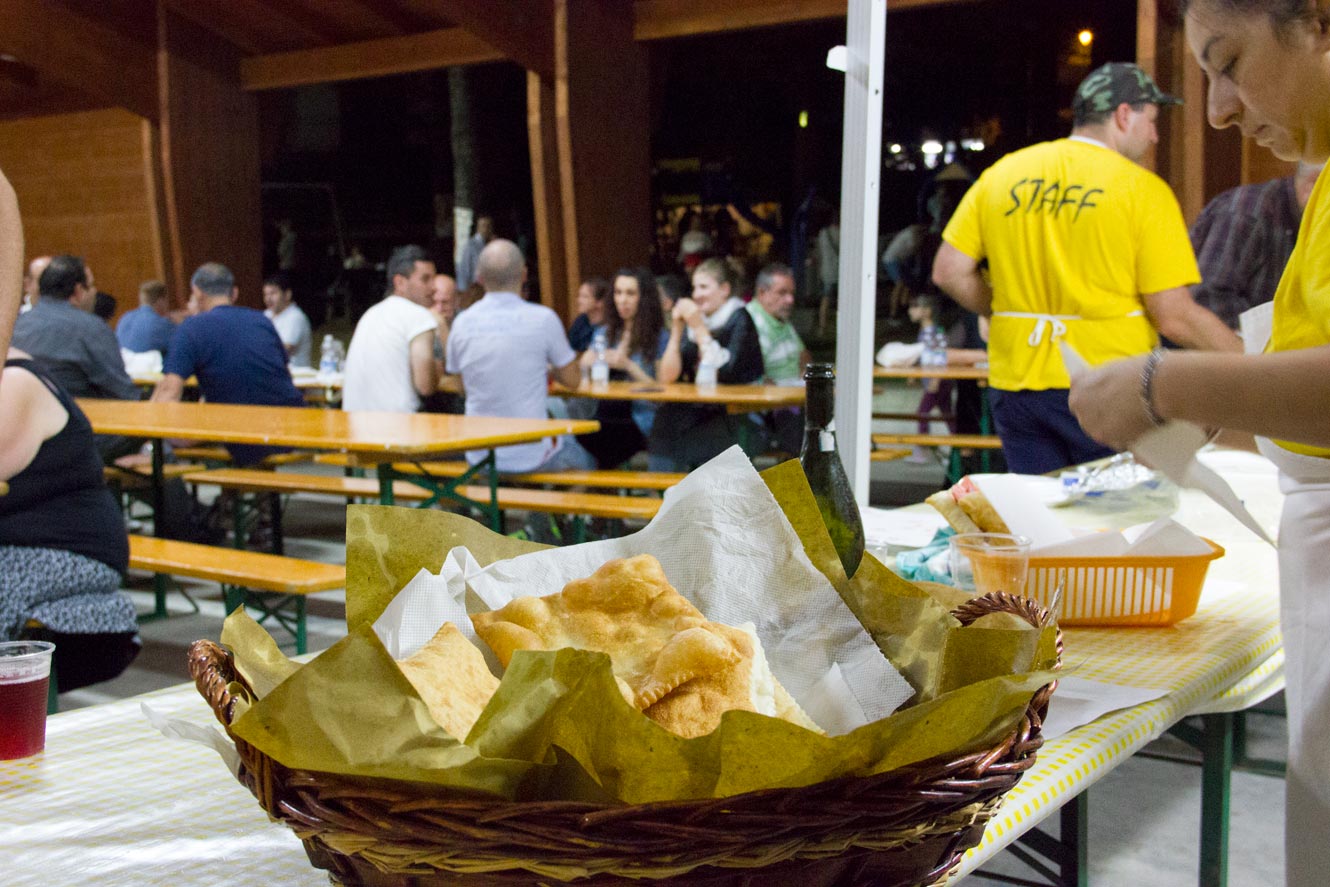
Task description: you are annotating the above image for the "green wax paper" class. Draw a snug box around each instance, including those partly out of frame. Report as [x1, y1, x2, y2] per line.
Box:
[217, 469, 1058, 805]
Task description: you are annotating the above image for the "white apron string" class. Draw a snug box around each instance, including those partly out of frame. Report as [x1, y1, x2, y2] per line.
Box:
[992, 310, 1145, 347]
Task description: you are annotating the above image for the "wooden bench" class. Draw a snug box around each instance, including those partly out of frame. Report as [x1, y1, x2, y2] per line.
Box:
[128, 534, 345, 652]
[184, 468, 662, 542]
[312, 453, 685, 492]
[871, 433, 1003, 450]
[871, 432, 1004, 484]
[171, 445, 314, 468]
[103, 461, 205, 490]
[870, 448, 912, 463]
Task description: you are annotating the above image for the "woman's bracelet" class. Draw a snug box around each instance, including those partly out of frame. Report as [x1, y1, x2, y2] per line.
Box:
[1139, 347, 1167, 427]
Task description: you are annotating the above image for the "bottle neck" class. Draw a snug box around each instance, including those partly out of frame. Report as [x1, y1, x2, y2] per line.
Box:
[805, 378, 835, 429]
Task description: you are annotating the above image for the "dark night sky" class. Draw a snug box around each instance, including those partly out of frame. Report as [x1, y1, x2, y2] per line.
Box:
[258, 0, 1138, 269]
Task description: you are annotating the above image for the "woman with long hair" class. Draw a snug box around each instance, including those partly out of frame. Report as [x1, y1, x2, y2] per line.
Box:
[576, 267, 668, 468]
[1069, 3, 1330, 880]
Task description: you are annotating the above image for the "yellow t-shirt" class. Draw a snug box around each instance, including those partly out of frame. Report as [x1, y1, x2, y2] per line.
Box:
[1270, 164, 1330, 457]
[943, 138, 1200, 390]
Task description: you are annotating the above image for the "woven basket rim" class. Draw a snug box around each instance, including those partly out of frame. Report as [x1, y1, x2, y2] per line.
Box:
[189, 590, 1061, 885]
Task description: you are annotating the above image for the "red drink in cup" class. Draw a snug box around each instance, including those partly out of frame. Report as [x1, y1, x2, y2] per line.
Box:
[0, 641, 55, 760]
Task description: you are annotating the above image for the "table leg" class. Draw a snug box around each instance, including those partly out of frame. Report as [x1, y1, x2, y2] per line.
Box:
[973, 789, 1088, 886]
[981, 385, 994, 474]
[1168, 715, 1235, 887]
[146, 439, 169, 621]
[376, 452, 503, 532]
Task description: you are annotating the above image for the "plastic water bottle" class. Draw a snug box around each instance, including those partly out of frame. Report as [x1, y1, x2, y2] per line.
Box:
[590, 328, 610, 387]
[319, 334, 340, 376]
[921, 324, 948, 369]
[695, 355, 719, 392]
[319, 334, 342, 406]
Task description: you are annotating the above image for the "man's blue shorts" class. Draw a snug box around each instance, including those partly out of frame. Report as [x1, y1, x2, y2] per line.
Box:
[988, 388, 1116, 475]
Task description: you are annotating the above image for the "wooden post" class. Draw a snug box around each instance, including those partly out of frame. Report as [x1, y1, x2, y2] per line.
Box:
[527, 0, 650, 322]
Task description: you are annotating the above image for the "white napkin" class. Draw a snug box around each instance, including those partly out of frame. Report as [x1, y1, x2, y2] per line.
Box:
[876, 341, 924, 368]
[969, 474, 1075, 548]
[374, 447, 914, 736]
[1040, 676, 1168, 741]
[120, 349, 163, 375]
[860, 505, 947, 549]
[1060, 342, 1274, 544]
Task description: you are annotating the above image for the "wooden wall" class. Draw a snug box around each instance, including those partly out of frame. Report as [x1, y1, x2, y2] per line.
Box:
[0, 108, 164, 321]
[158, 9, 263, 307]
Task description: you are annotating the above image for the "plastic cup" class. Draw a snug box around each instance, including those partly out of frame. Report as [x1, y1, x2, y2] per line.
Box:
[0, 641, 55, 760]
[949, 533, 1032, 597]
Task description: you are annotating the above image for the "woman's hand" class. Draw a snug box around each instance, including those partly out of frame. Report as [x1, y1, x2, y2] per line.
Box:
[1068, 353, 1156, 452]
[604, 347, 631, 371]
[673, 298, 702, 329]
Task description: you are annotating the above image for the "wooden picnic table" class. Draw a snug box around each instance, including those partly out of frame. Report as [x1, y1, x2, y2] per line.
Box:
[80, 397, 597, 545]
[551, 379, 804, 414]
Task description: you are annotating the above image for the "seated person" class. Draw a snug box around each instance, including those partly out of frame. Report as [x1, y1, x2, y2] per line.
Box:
[116, 280, 177, 357]
[262, 272, 313, 368]
[446, 239, 594, 473]
[575, 267, 669, 468]
[745, 263, 810, 455]
[649, 258, 764, 471]
[342, 245, 448, 414]
[1, 348, 140, 693]
[13, 255, 143, 464]
[152, 262, 306, 466]
[567, 276, 610, 353]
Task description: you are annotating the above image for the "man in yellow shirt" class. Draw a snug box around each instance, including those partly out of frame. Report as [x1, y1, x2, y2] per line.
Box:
[932, 62, 1240, 474]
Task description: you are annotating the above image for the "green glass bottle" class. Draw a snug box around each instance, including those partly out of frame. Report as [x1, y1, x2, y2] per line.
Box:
[800, 362, 865, 577]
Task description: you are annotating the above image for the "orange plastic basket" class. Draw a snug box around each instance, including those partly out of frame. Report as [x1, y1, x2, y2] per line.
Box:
[1023, 539, 1225, 627]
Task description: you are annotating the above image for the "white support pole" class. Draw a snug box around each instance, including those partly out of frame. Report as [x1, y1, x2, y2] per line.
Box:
[835, 0, 886, 505]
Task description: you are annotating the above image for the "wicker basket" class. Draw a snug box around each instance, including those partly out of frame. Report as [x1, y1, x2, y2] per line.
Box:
[189, 592, 1061, 887]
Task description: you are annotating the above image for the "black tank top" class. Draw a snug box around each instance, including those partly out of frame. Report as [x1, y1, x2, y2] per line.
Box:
[0, 358, 129, 575]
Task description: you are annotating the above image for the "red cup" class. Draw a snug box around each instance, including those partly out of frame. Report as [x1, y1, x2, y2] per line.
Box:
[0, 641, 55, 760]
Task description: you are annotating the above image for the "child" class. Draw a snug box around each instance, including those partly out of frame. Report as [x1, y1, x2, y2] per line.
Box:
[908, 295, 955, 463]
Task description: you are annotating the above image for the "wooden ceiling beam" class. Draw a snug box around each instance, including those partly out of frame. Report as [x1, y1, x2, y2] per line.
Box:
[240, 27, 503, 92]
[0, 0, 157, 120]
[167, 0, 341, 54]
[425, 0, 554, 80]
[632, 0, 971, 41]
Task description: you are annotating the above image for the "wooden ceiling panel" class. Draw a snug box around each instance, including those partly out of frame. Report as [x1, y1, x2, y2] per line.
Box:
[166, 0, 348, 54]
[275, 0, 425, 42]
[386, 0, 467, 32]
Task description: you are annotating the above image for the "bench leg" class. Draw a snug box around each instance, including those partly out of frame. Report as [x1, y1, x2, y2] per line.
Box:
[379, 452, 504, 532]
[137, 572, 199, 622]
[223, 584, 307, 655]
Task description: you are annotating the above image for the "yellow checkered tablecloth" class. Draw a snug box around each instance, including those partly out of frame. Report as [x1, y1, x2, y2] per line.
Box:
[0, 683, 324, 886]
[954, 449, 1285, 878]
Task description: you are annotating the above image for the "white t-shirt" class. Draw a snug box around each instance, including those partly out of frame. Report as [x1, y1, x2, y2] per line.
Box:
[264, 303, 312, 368]
[342, 295, 439, 413]
[446, 291, 576, 472]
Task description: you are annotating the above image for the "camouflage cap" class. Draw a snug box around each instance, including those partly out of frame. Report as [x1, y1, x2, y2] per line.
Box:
[1072, 62, 1181, 118]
